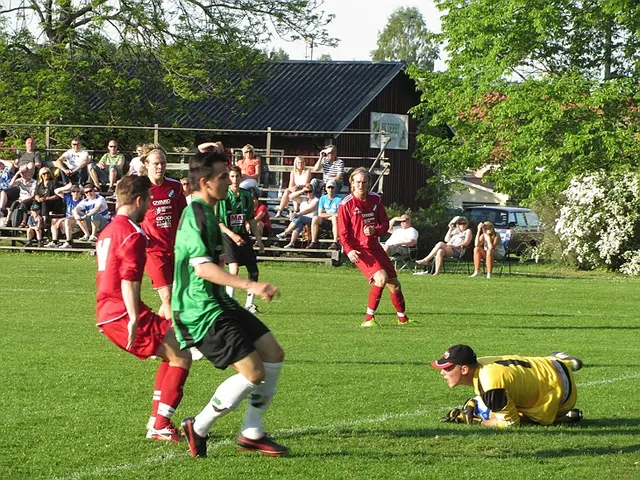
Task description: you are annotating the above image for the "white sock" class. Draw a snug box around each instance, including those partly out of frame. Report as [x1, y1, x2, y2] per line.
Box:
[226, 286, 235, 298]
[193, 373, 258, 437]
[245, 292, 255, 308]
[241, 362, 283, 440]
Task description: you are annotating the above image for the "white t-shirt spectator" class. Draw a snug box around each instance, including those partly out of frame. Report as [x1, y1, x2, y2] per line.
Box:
[60, 149, 89, 169]
[16, 178, 37, 201]
[128, 156, 143, 175]
[386, 225, 419, 247]
[300, 198, 318, 218]
[77, 194, 110, 218]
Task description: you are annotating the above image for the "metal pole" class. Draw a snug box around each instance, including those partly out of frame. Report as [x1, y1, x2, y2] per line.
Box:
[154, 124, 159, 144]
[45, 123, 50, 150]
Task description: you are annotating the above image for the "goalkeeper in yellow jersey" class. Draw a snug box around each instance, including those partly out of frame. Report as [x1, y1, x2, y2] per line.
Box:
[432, 345, 583, 427]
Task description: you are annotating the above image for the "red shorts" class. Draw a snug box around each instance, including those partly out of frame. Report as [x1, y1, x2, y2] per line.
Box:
[145, 251, 174, 289]
[354, 248, 397, 283]
[99, 310, 171, 360]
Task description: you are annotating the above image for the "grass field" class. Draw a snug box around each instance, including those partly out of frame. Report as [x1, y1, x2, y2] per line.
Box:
[1, 252, 639, 479]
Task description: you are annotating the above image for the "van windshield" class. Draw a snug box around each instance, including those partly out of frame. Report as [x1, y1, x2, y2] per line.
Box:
[465, 209, 508, 226]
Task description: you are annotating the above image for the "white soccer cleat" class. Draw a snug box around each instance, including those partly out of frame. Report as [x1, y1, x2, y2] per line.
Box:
[245, 304, 259, 314]
[551, 352, 583, 371]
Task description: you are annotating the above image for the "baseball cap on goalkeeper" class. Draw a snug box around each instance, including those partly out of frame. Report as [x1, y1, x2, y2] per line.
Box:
[432, 345, 477, 369]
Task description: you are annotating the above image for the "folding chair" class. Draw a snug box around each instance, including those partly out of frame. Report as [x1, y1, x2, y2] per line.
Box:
[390, 245, 418, 271]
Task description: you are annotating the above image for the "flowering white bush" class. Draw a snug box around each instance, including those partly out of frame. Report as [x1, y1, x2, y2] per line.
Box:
[555, 171, 640, 272]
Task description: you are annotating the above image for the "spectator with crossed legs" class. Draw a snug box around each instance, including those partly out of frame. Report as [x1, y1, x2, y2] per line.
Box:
[34, 167, 63, 223]
[275, 156, 310, 218]
[6, 165, 36, 227]
[415, 216, 472, 276]
[276, 185, 318, 248]
[95, 175, 191, 442]
[338, 167, 411, 327]
[174, 151, 287, 458]
[237, 144, 261, 190]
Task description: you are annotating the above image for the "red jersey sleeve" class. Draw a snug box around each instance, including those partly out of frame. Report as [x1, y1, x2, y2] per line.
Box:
[338, 200, 358, 254]
[118, 232, 147, 282]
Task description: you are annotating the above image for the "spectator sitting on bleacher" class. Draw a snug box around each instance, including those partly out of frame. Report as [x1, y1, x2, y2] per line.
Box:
[34, 167, 63, 222]
[415, 216, 472, 276]
[6, 165, 37, 227]
[14, 136, 41, 177]
[237, 144, 261, 190]
[276, 184, 318, 248]
[311, 145, 345, 195]
[275, 156, 311, 218]
[308, 179, 341, 250]
[180, 177, 192, 204]
[88, 139, 125, 193]
[471, 221, 506, 279]
[26, 203, 44, 246]
[127, 143, 144, 176]
[55, 137, 90, 185]
[252, 188, 271, 240]
[383, 214, 419, 255]
[73, 183, 110, 242]
[45, 183, 83, 248]
[0, 160, 16, 219]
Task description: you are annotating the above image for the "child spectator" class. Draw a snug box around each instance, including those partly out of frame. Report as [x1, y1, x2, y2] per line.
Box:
[252, 188, 271, 240]
[45, 183, 83, 248]
[276, 185, 318, 248]
[73, 184, 110, 242]
[26, 203, 44, 246]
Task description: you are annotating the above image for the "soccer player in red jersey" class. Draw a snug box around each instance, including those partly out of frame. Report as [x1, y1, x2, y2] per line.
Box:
[337, 167, 410, 327]
[95, 175, 191, 442]
[140, 147, 187, 320]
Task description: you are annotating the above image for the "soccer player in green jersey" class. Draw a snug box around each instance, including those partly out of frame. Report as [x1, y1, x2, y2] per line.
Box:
[173, 151, 287, 458]
[216, 165, 265, 314]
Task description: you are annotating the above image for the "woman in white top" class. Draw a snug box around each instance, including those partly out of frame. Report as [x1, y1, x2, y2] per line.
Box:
[470, 221, 506, 278]
[275, 184, 318, 248]
[275, 156, 311, 218]
[415, 216, 472, 275]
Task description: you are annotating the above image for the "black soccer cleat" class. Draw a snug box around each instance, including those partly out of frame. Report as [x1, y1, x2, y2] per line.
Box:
[181, 417, 208, 458]
[564, 408, 584, 423]
[236, 434, 288, 457]
[550, 352, 583, 372]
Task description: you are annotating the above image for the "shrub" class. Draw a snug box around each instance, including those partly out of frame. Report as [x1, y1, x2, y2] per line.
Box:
[554, 170, 640, 272]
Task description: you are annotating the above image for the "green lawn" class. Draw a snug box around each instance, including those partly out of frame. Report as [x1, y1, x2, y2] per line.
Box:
[1, 252, 639, 479]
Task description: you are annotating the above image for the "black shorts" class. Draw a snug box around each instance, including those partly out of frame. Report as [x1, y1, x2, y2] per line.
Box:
[196, 308, 270, 369]
[223, 233, 257, 266]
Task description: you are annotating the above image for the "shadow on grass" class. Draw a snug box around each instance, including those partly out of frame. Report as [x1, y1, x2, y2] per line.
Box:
[505, 325, 640, 330]
[286, 359, 432, 366]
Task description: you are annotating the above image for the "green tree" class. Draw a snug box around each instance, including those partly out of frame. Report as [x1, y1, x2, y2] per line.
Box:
[318, 53, 332, 61]
[411, 0, 640, 204]
[371, 7, 438, 70]
[266, 48, 290, 61]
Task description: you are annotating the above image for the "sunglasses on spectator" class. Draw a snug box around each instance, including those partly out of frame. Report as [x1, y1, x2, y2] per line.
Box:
[326, 186, 335, 189]
[84, 188, 95, 193]
[108, 145, 117, 148]
[400, 219, 408, 223]
[72, 143, 79, 146]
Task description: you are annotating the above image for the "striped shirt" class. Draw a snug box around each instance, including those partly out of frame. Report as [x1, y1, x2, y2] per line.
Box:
[321, 157, 345, 183]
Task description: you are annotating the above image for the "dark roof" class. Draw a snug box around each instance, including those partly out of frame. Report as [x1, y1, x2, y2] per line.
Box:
[173, 60, 406, 132]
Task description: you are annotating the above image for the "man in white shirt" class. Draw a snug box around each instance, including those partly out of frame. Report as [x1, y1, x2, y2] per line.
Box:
[73, 183, 110, 241]
[55, 137, 90, 185]
[383, 214, 419, 255]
